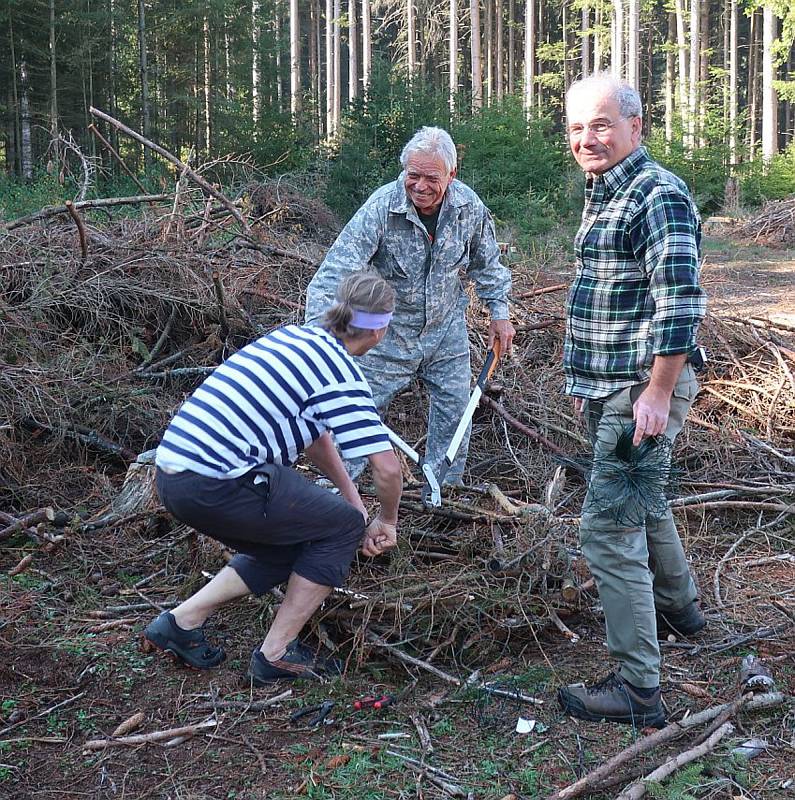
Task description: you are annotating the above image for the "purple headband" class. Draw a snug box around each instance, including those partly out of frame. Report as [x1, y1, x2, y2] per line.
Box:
[351, 309, 393, 329]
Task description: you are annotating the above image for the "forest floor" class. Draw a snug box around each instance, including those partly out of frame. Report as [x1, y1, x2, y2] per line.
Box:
[1, 226, 793, 800]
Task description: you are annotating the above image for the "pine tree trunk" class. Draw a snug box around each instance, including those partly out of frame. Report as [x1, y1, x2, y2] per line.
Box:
[594, 2, 602, 71]
[523, 0, 534, 114]
[728, 0, 737, 163]
[20, 59, 33, 179]
[485, 0, 493, 104]
[204, 15, 212, 153]
[471, 0, 483, 109]
[665, 11, 675, 146]
[333, 0, 341, 129]
[408, 0, 416, 81]
[508, 0, 515, 93]
[252, 0, 261, 130]
[674, 0, 687, 130]
[562, 0, 569, 91]
[687, 0, 699, 151]
[581, 4, 590, 78]
[627, 0, 639, 89]
[348, 0, 358, 101]
[291, 0, 302, 116]
[698, 0, 708, 147]
[326, 0, 334, 135]
[49, 0, 59, 164]
[761, 4, 777, 162]
[362, 0, 372, 95]
[496, 0, 503, 99]
[450, 0, 459, 112]
[309, 0, 319, 135]
[275, 2, 283, 112]
[8, 13, 22, 177]
[537, 0, 544, 106]
[748, 9, 758, 160]
[612, 0, 624, 79]
[137, 0, 151, 169]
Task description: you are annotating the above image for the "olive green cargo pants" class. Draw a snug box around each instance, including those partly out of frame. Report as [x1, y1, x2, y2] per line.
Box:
[580, 364, 699, 688]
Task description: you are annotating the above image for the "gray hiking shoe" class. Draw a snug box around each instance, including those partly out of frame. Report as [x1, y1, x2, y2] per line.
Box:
[557, 671, 666, 728]
[656, 601, 706, 638]
[141, 611, 226, 670]
[248, 640, 343, 685]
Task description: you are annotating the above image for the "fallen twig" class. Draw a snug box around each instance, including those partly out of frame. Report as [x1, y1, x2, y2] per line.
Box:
[83, 717, 218, 750]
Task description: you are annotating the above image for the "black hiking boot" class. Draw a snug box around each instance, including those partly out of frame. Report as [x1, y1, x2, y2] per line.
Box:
[656, 601, 706, 638]
[557, 672, 666, 728]
[248, 640, 343, 685]
[140, 611, 226, 670]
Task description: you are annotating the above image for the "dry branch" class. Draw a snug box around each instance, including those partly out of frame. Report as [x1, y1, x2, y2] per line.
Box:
[88, 123, 149, 194]
[3, 194, 171, 229]
[0, 507, 55, 542]
[83, 717, 218, 750]
[90, 106, 249, 233]
[64, 201, 88, 260]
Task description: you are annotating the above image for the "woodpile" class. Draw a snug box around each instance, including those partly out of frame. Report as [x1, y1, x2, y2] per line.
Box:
[733, 195, 795, 246]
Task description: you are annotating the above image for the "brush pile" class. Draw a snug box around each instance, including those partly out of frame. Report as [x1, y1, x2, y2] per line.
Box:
[2, 170, 793, 677]
[733, 195, 795, 247]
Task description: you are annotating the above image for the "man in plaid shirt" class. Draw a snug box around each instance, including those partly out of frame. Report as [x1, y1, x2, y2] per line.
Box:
[557, 74, 707, 728]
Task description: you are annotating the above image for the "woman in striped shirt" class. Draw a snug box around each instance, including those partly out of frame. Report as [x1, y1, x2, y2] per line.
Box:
[142, 273, 402, 683]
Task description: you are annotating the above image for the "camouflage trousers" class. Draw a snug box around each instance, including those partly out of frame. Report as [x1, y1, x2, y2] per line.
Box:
[348, 313, 472, 485]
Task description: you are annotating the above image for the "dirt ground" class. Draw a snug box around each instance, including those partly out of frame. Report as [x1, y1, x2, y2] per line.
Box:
[1, 235, 793, 800]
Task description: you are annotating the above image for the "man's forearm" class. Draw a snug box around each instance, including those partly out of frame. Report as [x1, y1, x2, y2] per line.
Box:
[368, 451, 402, 524]
[647, 353, 688, 398]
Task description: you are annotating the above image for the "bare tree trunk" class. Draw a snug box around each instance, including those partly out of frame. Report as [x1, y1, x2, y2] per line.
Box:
[627, 0, 639, 89]
[537, 0, 544, 107]
[450, 0, 458, 112]
[687, 0, 699, 151]
[333, 0, 341, 130]
[8, 13, 22, 177]
[203, 14, 211, 154]
[748, 9, 758, 161]
[407, 0, 416, 82]
[252, 0, 262, 130]
[698, 0, 708, 148]
[291, 0, 302, 116]
[523, 0, 534, 115]
[309, 0, 318, 133]
[728, 0, 737, 163]
[275, 1, 283, 112]
[674, 0, 687, 131]
[496, 0, 504, 99]
[594, 2, 602, 71]
[137, 0, 151, 169]
[761, 4, 777, 162]
[611, 0, 624, 79]
[326, 0, 334, 135]
[471, 0, 483, 110]
[485, 0, 493, 104]
[508, 0, 515, 92]
[562, 0, 569, 91]
[362, 0, 372, 95]
[665, 11, 674, 146]
[348, 0, 358, 100]
[49, 0, 60, 165]
[581, 4, 590, 78]
[20, 59, 33, 179]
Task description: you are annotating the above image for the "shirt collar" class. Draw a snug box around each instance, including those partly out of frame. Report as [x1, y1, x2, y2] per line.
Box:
[589, 146, 649, 197]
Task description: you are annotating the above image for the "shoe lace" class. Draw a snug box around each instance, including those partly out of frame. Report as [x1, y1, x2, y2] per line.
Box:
[585, 672, 623, 696]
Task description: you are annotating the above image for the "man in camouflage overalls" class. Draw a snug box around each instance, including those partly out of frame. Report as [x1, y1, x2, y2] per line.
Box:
[305, 126, 514, 485]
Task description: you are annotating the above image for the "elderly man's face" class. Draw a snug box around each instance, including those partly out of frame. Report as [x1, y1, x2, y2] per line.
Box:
[566, 91, 641, 175]
[404, 153, 456, 215]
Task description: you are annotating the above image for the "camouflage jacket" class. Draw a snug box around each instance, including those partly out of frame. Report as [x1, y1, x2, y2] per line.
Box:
[305, 174, 511, 332]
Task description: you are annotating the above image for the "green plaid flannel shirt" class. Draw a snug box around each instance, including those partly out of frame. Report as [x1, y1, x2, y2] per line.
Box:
[564, 147, 706, 399]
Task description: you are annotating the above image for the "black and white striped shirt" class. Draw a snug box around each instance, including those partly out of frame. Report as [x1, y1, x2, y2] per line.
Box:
[156, 325, 391, 478]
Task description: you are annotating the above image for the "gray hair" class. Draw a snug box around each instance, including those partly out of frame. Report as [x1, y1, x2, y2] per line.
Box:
[565, 73, 643, 120]
[322, 272, 396, 339]
[400, 126, 457, 173]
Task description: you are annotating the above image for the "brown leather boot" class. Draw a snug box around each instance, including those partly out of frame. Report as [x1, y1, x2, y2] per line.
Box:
[557, 672, 665, 728]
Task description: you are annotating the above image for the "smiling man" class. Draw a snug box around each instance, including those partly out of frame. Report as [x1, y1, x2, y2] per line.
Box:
[558, 74, 707, 728]
[305, 126, 514, 487]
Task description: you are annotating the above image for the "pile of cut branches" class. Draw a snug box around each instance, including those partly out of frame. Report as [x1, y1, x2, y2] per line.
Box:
[733, 195, 795, 246]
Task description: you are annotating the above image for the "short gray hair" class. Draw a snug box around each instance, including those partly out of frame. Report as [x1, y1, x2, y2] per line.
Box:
[400, 126, 457, 173]
[566, 73, 643, 120]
